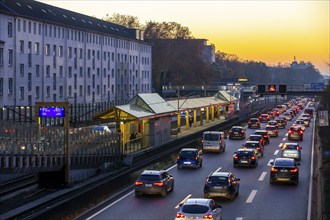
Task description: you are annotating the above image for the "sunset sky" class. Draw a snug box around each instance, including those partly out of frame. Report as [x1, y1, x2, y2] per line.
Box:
[38, 0, 329, 76]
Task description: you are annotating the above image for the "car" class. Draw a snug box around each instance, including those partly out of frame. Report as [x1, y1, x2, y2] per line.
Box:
[292, 123, 306, 132]
[202, 131, 226, 153]
[282, 142, 302, 151]
[242, 140, 264, 157]
[272, 108, 280, 116]
[275, 117, 286, 128]
[304, 108, 314, 118]
[228, 126, 246, 140]
[295, 119, 306, 131]
[301, 113, 312, 122]
[269, 158, 300, 185]
[258, 114, 270, 122]
[283, 112, 293, 121]
[288, 125, 303, 141]
[177, 148, 203, 169]
[254, 129, 270, 144]
[279, 116, 287, 125]
[134, 170, 174, 197]
[233, 148, 258, 168]
[204, 171, 240, 200]
[247, 134, 264, 146]
[265, 125, 279, 137]
[298, 116, 310, 127]
[281, 149, 301, 161]
[267, 120, 279, 129]
[267, 111, 275, 120]
[175, 198, 222, 220]
[248, 118, 261, 128]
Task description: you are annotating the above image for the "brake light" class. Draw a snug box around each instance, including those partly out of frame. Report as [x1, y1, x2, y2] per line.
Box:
[153, 182, 164, 187]
[299, 130, 303, 134]
[134, 181, 143, 186]
[250, 156, 255, 160]
[233, 155, 238, 159]
[241, 130, 244, 133]
[290, 168, 298, 173]
[203, 214, 213, 219]
[176, 213, 185, 218]
[271, 167, 278, 172]
[195, 156, 199, 161]
[177, 156, 181, 160]
[288, 130, 292, 134]
[256, 147, 261, 150]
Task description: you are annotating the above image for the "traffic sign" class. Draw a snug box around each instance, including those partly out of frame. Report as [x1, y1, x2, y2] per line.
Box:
[267, 84, 277, 94]
[318, 110, 329, 126]
[311, 82, 325, 90]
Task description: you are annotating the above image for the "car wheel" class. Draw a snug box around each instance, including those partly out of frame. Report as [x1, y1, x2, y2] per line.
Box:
[254, 162, 258, 168]
[177, 165, 181, 169]
[135, 191, 142, 197]
[294, 179, 299, 185]
[169, 182, 174, 192]
[161, 189, 167, 197]
[236, 188, 239, 196]
[270, 178, 274, 184]
[234, 163, 238, 168]
[222, 146, 226, 152]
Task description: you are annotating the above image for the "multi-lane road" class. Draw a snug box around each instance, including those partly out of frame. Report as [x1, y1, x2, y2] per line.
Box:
[84, 109, 315, 220]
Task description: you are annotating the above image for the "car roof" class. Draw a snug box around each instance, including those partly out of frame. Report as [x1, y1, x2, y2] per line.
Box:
[266, 125, 276, 128]
[249, 134, 262, 137]
[210, 171, 231, 177]
[274, 158, 295, 163]
[232, 126, 244, 129]
[245, 140, 260, 144]
[237, 148, 255, 152]
[255, 130, 267, 133]
[141, 170, 164, 175]
[284, 142, 299, 146]
[184, 198, 211, 205]
[180, 148, 198, 152]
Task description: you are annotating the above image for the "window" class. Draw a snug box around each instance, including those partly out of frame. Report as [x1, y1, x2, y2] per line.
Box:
[8, 78, 13, 94]
[8, 49, 13, 66]
[28, 72, 32, 91]
[0, 48, 3, 65]
[23, 20, 26, 32]
[79, 48, 83, 59]
[87, 85, 90, 95]
[59, 46, 63, 57]
[79, 85, 83, 96]
[46, 65, 50, 76]
[20, 64, 24, 76]
[68, 47, 72, 58]
[17, 19, 21, 32]
[45, 44, 50, 56]
[79, 67, 83, 77]
[59, 66, 63, 76]
[59, 86, 63, 97]
[46, 86, 50, 98]
[36, 64, 40, 77]
[19, 40, 24, 53]
[19, 87, 24, 99]
[34, 42, 40, 54]
[8, 22, 13, 37]
[68, 66, 72, 77]
[68, 86, 72, 97]
[36, 86, 40, 99]
[0, 78, 3, 95]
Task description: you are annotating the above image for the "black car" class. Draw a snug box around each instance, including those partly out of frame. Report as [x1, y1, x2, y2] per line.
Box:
[233, 148, 258, 168]
[204, 171, 240, 200]
[228, 126, 246, 140]
[254, 130, 270, 144]
[248, 118, 261, 128]
[177, 148, 203, 169]
[248, 134, 264, 146]
[270, 158, 300, 185]
[134, 170, 174, 197]
[242, 140, 264, 157]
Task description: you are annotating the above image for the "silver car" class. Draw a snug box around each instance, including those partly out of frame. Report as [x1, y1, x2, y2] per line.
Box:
[175, 198, 222, 220]
[281, 149, 301, 161]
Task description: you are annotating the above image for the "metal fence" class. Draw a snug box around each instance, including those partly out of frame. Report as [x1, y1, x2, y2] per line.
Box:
[0, 121, 121, 177]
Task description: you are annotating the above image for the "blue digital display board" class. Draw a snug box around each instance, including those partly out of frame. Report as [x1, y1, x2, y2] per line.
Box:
[39, 107, 65, 117]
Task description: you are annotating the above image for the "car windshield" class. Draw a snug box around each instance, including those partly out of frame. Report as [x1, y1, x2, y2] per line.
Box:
[204, 133, 219, 141]
[284, 144, 297, 149]
[255, 131, 267, 136]
[180, 151, 197, 158]
[237, 151, 253, 156]
[265, 127, 276, 130]
[139, 174, 160, 181]
[208, 176, 229, 185]
[249, 136, 260, 140]
[274, 160, 294, 167]
[231, 127, 243, 132]
[182, 204, 209, 214]
[244, 142, 259, 148]
[283, 149, 298, 154]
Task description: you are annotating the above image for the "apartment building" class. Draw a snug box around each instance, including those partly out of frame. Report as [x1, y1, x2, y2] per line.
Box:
[0, 0, 152, 107]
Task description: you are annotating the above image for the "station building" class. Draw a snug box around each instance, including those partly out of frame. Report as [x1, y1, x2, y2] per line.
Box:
[0, 0, 152, 107]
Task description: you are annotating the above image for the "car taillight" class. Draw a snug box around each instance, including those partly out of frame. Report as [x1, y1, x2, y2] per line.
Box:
[271, 167, 278, 172]
[177, 156, 181, 160]
[290, 168, 298, 173]
[176, 213, 185, 218]
[288, 130, 292, 134]
[299, 131, 303, 134]
[256, 147, 261, 150]
[195, 156, 199, 161]
[153, 182, 164, 187]
[135, 181, 143, 186]
[203, 214, 213, 219]
[233, 155, 238, 159]
[241, 130, 244, 133]
[250, 156, 255, 160]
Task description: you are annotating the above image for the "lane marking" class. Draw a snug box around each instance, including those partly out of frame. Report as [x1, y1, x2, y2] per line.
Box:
[307, 111, 316, 220]
[278, 143, 283, 148]
[267, 159, 274, 166]
[274, 150, 279, 155]
[282, 137, 286, 141]
[175, 194, 192, 209]
[246, 190, 257, 203]
[86, 190, 134, 220]
[258, 172, 267, 181]
[215, 166, 222, 172]
[236, 218, 244, 220]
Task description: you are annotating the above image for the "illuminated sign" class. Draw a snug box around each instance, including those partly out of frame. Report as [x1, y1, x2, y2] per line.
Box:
[238, 78, 248, 82]
[39, 107, 65, 117]
[267, 84, 277, 94]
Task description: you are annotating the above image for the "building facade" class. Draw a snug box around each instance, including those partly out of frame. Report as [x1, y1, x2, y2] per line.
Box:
[0, 0, 152, 107]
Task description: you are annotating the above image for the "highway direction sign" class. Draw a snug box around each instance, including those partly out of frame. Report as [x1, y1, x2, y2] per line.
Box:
[318, 110, 329, 126]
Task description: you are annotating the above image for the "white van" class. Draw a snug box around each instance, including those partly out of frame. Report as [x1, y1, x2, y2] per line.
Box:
[202, 131, 226, 153]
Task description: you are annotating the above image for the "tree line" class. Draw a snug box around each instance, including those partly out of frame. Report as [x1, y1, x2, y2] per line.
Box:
[103, 13, 324, 93]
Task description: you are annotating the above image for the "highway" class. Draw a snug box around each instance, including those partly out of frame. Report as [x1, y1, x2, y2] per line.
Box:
[84, 108, 314, 220]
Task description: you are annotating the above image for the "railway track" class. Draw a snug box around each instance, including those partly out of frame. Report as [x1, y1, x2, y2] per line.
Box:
[0, 174, 38, 198]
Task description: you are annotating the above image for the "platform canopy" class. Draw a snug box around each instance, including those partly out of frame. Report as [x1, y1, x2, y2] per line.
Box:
[93, 93, 177, 122]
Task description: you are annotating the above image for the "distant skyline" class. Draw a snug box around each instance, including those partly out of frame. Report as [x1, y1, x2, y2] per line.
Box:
[37, 0, 329, 76]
